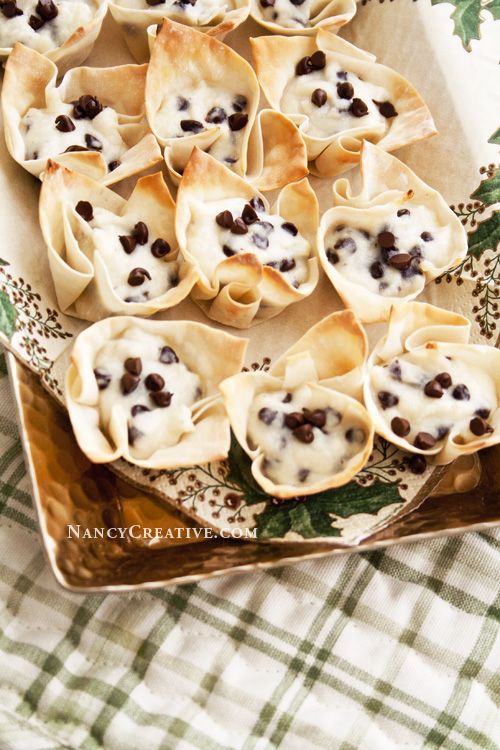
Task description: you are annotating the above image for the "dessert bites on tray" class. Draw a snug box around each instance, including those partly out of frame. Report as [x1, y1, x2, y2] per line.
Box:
[65, 317, 247, 467]
[39, 162, 198, 320]
[176, 148, 319, 328]
[365, 303, 500, 466]
[220, 311, 374, 498]
[251, 30, 436, 178]
[0, 0, 107, 74]
[318, 143, 468, 322]
[1, 43, 162, 184]
[250, 0, 355, 36]
[145, 20, 308, 189]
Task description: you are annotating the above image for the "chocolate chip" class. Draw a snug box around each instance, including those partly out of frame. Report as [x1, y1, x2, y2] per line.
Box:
[389, 361, 402, 380]
[302, 408, 326, 428]
[370, 261, 384, 279]
[260, 0, 275, 8]
[310, 50, 326, 70]
[28, 14, 44, 28]
[436, 426, 450, 440]
[124, 357, 142, 376]
[252, 234, 269, 250]
[64, 145, 89, 153]
[177, 96, 189, 111]
[72, 95, 102, 120]
[282, 222, 298, 236]
[349, 98, 368, 117]
[408, 454, 427, 474]
[75, 200, 93, 222]
[232, 95, 247, 112]
[258, 407, 277, 425]
[119, 236, 137, 254]
[337, 70, 348, 80]
[159, 346, 179, 364]
[435, 372, 452, 389]
[327, 250, 339, 265]
[470, 416, 493, 436]
[282, 393, 292, 403]
[279, 258, 296, 273]
[206, 107, 227, 124]
[94, 368, 111, 390]
[345, 427, 366, 443]
[108, 160, 121, 172]
[293, 423, 314, 443]
[55, 115, 75, 133]
[391, 417, 411, 437]
[131, 404, 150, 416]
[128, 425, 143, 445]
[388, 253, 412, 271]
[296, 468, 309, 483]
[409, 246, 422, 258]
[424, 380, 444, 398]
[242, 204, 259, 225]
[337, 82, 354, 100]
[132, 222, 148, 245]
[373, 100, 398, 118]
[36, 0, 57, 20]
[377, 231, 395, 249]
[296, 56, 313, 76]
[228, 113, 248, 131]
[84, 134, 103, 151]
[151, 239, 171, 258]
[225, 157, 237, 165]
[452, 384, 470, 401]
[1, 1, 23, 17]
[397, 208, 410, 217]
[378, 391, 399, 409]
[421, 231, 433, 242]
[223, 245, 236, 257]
[414, 432, 436, 450]
[334, 237, 356, 253]
[250, 196, 264, 212]
[311, 89, 327, 107]
[231, 218, 248, 235]
[256, 221, 273, 234]
[180, 120, 204, 133]
[127, 268, 151, 286]
[151, 391, 173, 408]
[121, 372, 140, 395]
[284, 412, 305, 430]
[475, 408, 491, 419]
[143, 373, 164, 392]
[216, 210, 234, 229]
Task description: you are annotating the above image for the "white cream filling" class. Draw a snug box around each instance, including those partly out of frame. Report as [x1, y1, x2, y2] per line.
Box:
[94, 326, 202, 459]
[247, 386, 368, 487]
[0, 0, 93, 52]
[117, 0, 228, 24]
[260, 0, 312, 28]
[186, 196, 311, 286]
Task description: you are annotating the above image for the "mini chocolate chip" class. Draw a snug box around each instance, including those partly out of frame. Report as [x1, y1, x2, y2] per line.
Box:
[279, 258, 296, 273]
[2, 1, 23, 18]
[283, 393, 292, 403]
[475, 408, 491, 419]
[284, 412, 305, 430]
[216, 210, 234, 229]
[390, 361, 402, 380]
[94, 368, 111, 390]
[370, 261, 384, 279]
[250, 196, 265, 212]
[121, 372, 140, 395]
[55, 115, 75, 133]
[119, 235, 137, 254]
[302, 408, 326, 428]
[131, 404, 150, 416]
[293, 423, 314, 443]
[225, 157, 237, 164]
[128, 267, 151, 286]
[159, 346, 178, 364]
[414, 432, 436, 450]
[84, 134, 102, 151]
[349, 98, 368, 117]
[252, 234, 269, 250]
[337, 82, 354, 100]
[75, 200, 93, 222]
[470, 416, 493, 436]
[180, 120, 204, 133]
[296, 56, 313, 76]
[232, 95, 247, 112]
[177, 96, 189, 111]
[242, 204, 259, 225]
[345, 427, 366, 443]
[151, 391, 173, 408]
[337, 70, 348, 80]
[452, 384, 470, 401]
[298, 468, 310, 482]
[260, 0, 275, 7]
[258, 407, 277, 425]
[72, 95, 102, 120]
[151, 238, 171, 258]
[373, 100, 398, 118]
[408, 454, 427, 474]
[108, 160, 121, 172]
[145, 373, 165, 392]
[282, 222, 298, 236]
[311, 88, 327, 107]
[256, 221, 273, 233]
[377, 231, 395, 249]
[28, 14, 44, 28]
[223, 245, 236, 257]
[391, 416, 411, 437]
[397, 208, 411, 217]
[36, 0, 57, 20]
[388, 253, 412, 270]
[132, 222, 148, 245]
[436, 426, 450, 440]
[64, 145, 89, 153]
[206, 107, 227, 124]
[334, 237, 356, 253]
[435, 372, 452, 389]
[378, 391, 399, 409]
[228, 113, 248, 131]
[409, 246, 422, 258]
[424, 380, 444, 398]
[310, 50, 326, 70]
[128, 425, 143, 445]
[421, 231, 433, 242]
[124, 357, 142, 376]
[231, 218, 248, 235]
[327, 250, 339, 264]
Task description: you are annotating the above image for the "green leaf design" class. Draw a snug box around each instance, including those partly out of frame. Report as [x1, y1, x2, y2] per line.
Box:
[489, 128, 500, 145]
[0, 291, 17, 338]
[467, 212, 500, 258]
[431, 0, 482, 50]
[485, 0, 500, 20]
[471, 169, 500, 207]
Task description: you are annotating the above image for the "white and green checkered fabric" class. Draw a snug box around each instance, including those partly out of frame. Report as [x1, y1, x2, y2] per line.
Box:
[0, 353, 499, 750]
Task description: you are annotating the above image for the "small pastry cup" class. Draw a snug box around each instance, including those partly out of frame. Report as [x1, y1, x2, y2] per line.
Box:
[250, 0, 356, 37]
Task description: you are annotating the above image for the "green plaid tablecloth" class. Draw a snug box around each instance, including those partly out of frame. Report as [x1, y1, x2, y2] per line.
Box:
[0, 354, 499, 750]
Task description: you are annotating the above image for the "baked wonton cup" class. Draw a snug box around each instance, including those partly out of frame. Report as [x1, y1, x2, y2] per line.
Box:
[319, 142, 468, 323]
[250, 0, 355, 37]
[2, 43, 162, 185]
[145, 20, 308, 189]
[220, 310, 374, 497]
[109, 0, 250, 64]
[66, 317, 248, 468]
[0, 0, 107, 75]
[39, 161, 198, 321]
[365, 302, 500, 465]
[251, 31, 436, 178]
[176, 148, 319, 329]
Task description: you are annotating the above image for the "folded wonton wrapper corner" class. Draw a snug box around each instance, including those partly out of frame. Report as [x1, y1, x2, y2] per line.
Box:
[2, 43, 162, 185]
[364, 302, 500, 464]
[145, 20, 308, 190]
[176, 148, 319, 329]
[319, 142, 468, 322]
[39, 161, 198, 320]
[250, 0, 356, 37]
[66, 317, 248, 468]
[220, 310, 374, 497]
[251, 31, 437, 178]
[0, 0, 108, 75]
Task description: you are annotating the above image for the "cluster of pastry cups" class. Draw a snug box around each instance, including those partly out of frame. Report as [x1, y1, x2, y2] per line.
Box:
[318, 142, 468, 322]
[1, 43, 162, 185]
[251, 30, 437, 178]
[176, 148, 319, 328]
[249, 0, 356, 36]
[39, 161, 198, 320]
[145, 20, 308, 190]
[0, 0, 107, 75]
